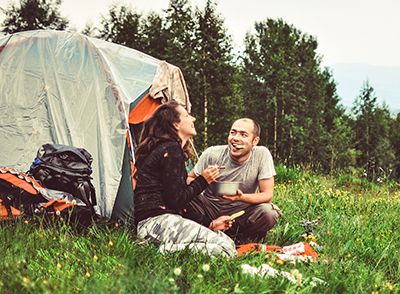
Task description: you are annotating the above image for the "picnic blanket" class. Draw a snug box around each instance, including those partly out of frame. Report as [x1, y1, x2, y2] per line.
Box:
[236, 241, 319, 260]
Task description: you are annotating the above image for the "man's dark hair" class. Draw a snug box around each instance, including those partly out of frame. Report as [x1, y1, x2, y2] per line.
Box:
[236, 118, 261, 137]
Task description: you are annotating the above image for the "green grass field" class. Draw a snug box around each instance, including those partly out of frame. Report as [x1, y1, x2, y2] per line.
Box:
[1, 167, 399, 293]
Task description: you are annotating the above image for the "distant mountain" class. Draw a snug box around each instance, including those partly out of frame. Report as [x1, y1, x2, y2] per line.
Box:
[330, 63, 400, 114]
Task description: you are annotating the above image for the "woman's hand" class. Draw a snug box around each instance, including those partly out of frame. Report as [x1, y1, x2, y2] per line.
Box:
[209, 215, 233, 231]
[201, 164, 220, 184]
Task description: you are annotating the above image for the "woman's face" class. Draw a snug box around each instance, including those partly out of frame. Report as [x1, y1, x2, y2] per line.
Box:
[174, 105, 197, 140]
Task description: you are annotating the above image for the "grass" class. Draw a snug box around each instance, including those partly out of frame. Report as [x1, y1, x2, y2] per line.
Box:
[1, 167, 399, 293]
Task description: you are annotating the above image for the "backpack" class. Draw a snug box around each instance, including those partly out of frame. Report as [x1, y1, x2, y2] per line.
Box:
[0, 167, 92, 226]
[29, 143, 97, 215]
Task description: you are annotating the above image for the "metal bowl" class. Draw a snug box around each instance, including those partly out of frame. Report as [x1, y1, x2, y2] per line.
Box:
[211, 181, 240, 196]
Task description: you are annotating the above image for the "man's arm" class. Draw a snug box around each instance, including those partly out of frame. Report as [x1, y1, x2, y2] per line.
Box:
[222, 177, 274, 204]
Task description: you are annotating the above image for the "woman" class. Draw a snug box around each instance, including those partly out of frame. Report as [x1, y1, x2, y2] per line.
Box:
[134, 101, 236, 257]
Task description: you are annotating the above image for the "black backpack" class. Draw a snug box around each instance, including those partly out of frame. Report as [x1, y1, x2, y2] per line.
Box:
[0, 166, 93, 227]
[29, 144, 97, 215]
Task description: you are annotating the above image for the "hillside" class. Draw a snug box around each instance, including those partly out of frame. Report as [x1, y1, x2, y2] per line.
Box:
[331, 63, 400, 113]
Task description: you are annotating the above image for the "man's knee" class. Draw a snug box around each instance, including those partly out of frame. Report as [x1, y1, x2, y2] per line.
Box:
[250, 203, 281, 230]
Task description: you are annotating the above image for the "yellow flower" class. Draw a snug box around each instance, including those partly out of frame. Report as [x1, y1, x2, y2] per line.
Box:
[22, 277, 30, 284]
[108, 240, 114, 247]
[309, 235, 317, 242]
[24, 220, 29, 224]
[93, 254, 98, 261]
[85, 272, 91, 278]
[385, 282, 394, 291]
[42, 279, 48, 285]
[276, 259, 284, 265]
[57, 263, 62, 269]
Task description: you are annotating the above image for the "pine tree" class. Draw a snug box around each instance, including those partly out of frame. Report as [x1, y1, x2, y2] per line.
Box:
[99, 4, 143, 50]
[240, 18, 344, 170]
[1, 0, 68, 34]
[192, 0, 237, 148]
[352, 81, 395, 179]
[139, 12, 168, 60]
[389, 113, 400, 178]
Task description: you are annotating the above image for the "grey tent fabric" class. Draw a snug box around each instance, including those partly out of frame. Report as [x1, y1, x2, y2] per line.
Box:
[0, 30, 159, 218]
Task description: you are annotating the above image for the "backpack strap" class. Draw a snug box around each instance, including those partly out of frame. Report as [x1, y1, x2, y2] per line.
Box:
[0, 167, 42, 194]
[76, 180, 96, 214]
[0, 197, 21, 219]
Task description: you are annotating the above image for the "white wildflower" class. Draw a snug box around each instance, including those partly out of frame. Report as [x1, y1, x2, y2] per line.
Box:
[202, 264, 210, 272]
[173, 267, 181, 276]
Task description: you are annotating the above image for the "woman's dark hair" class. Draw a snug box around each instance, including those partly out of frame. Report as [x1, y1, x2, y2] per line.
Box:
[135, 101, 182, 168]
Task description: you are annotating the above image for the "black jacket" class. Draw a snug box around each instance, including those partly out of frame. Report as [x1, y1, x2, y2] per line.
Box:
[134, 139, 210, 226]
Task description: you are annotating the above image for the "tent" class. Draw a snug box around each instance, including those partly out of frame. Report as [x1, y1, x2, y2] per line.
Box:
[0, 30, 191, 221]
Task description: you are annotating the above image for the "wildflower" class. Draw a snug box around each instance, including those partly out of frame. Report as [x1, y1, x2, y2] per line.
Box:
[57, 263, 62, 269]
[308, 235, 317, 242]
[290, 269, 303, 285]
[22, 276, 30, 284]
[233, 283, 244, 293]
[202, 264, 210, 272]
[56, 210, 61, 216]
[197, 274, 203, 279]
[280, 271, 297, 284]
[168, 278, 175, 283]
[173, 267, 181, 276]
[85, 272, 91, 278]
[93, 254, 98, 261]
[42, 279, 48, 285]
[108, 240, 114, 247]
[276, 259, 284, 265]
[24, 220, 29, 224]
[385, 282, 394, 291]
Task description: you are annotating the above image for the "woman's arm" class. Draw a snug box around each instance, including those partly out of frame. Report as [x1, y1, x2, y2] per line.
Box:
[160, 143, 208, 210]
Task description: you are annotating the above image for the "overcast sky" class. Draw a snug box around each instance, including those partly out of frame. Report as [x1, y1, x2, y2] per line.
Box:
[1, 0, 400, 67]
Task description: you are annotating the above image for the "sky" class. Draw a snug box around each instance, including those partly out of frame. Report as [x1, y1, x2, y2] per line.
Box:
[1, 0, 399, 66]
[0, 0, 399, 109]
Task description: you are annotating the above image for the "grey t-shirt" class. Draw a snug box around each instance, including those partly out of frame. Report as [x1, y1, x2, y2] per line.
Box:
[194, 145, 276, 197]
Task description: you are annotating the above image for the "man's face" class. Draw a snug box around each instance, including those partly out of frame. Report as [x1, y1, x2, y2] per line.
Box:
[227, 119, 259, 162]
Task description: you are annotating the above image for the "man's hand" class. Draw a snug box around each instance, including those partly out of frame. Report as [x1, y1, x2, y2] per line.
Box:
[222, 189, 244, 201]
[221, 178, 275, 204]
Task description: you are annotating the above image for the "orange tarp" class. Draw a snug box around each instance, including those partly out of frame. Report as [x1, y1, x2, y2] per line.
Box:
[129, 94, 161, 124]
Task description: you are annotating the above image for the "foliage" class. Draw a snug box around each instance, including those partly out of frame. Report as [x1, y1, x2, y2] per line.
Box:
[239, 19, 350, 172]
[1, 0, 68, 34]
[389, 113, 400, 178]
[351, 81, 396, 181]
[274, 163, 303, 183]
[1, 173, 399, 292]
[98, 4, 143, 49]
[191, 0, 238, 148]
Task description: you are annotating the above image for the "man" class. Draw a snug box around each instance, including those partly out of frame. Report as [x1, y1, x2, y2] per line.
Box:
[186, 118, 281, 244]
